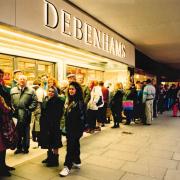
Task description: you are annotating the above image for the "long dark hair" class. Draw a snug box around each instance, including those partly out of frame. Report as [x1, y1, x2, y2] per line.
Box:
[68, 82, 83, 102]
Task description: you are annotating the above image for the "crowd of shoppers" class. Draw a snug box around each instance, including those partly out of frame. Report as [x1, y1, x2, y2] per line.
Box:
[0, 67, 180, 177]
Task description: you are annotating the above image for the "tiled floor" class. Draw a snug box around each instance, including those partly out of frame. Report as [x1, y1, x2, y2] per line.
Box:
[4, 111, 180, 180]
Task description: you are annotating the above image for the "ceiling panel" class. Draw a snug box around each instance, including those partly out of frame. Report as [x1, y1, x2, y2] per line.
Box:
[69, 0, 180, 69]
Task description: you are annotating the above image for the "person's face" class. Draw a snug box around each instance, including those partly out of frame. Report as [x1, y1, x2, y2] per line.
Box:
[41, 76, 48, 83]
[48, 80, 54, 87]
[14, 72, 23, 80]
[48, 88, 55, 98]
[68, 85, 76, 96]
[68, 77, 76, 83]
[18, 77, 27, 87]
[76, 76, 84, 84]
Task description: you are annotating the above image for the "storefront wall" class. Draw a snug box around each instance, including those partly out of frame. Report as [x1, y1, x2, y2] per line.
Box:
[0, 0, 135, 86]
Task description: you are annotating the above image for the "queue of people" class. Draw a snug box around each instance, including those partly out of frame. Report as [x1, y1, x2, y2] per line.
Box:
[0, 67, 180, 177]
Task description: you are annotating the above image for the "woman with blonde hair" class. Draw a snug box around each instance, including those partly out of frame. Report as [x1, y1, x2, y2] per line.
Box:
[48, 77, 61, 94]
[110, 82, 124, 128]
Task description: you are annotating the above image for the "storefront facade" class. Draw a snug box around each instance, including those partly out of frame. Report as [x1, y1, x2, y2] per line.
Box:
[0, 0, 135, 87]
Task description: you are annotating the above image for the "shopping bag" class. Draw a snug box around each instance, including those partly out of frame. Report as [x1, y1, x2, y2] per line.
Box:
[122, 100, 133, 110]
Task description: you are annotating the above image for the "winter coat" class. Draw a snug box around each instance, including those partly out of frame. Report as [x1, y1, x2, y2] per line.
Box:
[65, 100, 86, 138]
[0, 96, 11, 151]
[110, 89, 124, 112]
[87, 86, 104, 110]
[39, 96, 64, 149]
[0, 83, 11, 107]
[81, 84, 91, 105]
[10, 86, 38, 124]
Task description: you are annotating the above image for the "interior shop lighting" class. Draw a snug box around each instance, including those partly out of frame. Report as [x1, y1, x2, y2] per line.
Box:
[0, 36, 98, 63]
[0, 26, 110, 63]
[0, 37, 104, 71]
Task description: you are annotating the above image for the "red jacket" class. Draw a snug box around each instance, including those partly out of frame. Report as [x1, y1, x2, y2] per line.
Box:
[101, 87, 109, 104]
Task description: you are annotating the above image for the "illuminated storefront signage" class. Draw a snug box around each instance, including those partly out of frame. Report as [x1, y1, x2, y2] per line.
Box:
[44, 0, 126, 58]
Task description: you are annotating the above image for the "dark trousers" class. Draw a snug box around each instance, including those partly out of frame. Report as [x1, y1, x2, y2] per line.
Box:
[87, 109, 97, 129]
[124, 110, 133, 124]
[64, 136, 81, 169]
[100, 103, 108, 124]
[157, 99, 164, 114]
[111, 109, 122, 124]
[141, 103, 147, 124]
[97, 107, 103, 123]
[0, 150, 6, 169]
[153, 100, 158, 117]
[16, 122, 30, 150]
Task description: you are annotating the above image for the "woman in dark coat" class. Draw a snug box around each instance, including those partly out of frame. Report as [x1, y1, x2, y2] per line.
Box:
[110, 82, 124, 128]
[59, 82, 86, 177]
[0, 69, 15, 177]
[39, 86, 64, 167]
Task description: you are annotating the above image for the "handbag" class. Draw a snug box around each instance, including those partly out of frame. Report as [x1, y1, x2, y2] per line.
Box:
[122, 100, 134, 110]
[1, 114, 18, 150]
[96, 96, 103, 106]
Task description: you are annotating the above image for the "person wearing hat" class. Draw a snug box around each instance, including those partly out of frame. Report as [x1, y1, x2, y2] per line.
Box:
[67, 74, 76, 84]
[11, 70, 23, 88]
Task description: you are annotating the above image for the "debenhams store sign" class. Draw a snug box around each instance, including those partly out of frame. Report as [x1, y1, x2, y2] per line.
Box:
[0, 0, 135, 66]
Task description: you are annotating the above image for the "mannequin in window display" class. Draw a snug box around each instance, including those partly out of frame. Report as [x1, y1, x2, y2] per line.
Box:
[11, 70, 23, 88]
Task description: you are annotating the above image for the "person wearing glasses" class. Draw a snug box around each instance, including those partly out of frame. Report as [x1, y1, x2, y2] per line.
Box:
[39, 86, 64, 167]
[59, 82, 86, 177]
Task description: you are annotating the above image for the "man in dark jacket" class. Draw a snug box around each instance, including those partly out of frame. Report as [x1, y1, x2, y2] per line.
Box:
[11, 75, 37, 154]
[11, 69, 23, 88]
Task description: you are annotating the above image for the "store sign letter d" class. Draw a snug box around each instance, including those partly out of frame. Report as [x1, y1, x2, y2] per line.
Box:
[44, 0, 59, 29]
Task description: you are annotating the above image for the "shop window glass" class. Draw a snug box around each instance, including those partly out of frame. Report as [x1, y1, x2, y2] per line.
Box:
[17, 58, 54, 85]
[0, 55, 13, 86]
[37, 62, 54, 78]
[66, 65, 88, 81]
[18, 59, 36, 86]
[66, 65, 104, 84]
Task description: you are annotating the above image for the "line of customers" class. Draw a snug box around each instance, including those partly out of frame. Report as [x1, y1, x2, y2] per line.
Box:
[1, 68, 158, 177]
[0, 70, 87, 177]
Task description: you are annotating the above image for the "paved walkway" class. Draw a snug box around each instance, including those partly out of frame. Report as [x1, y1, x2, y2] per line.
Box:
[3, 112, 180, 180]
